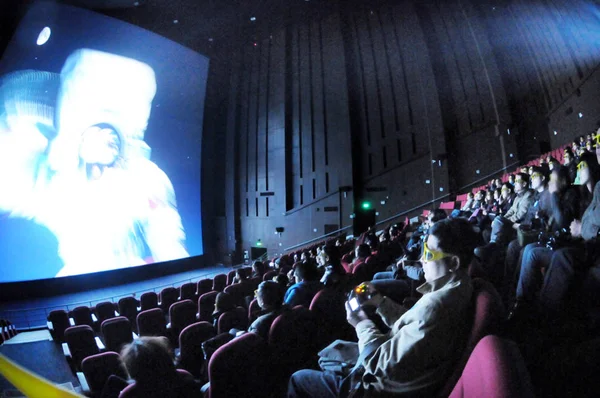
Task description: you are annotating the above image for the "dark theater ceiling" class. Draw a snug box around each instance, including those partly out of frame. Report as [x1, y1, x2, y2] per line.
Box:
[1, 0, 346, 57]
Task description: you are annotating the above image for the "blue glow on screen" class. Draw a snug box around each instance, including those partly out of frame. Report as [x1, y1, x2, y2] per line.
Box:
[0, 2, 207, 282]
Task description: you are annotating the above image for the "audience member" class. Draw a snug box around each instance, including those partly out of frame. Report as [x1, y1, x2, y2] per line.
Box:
[287, 218, 479, 397]
[284, 261, 323, 307]
[248, 281, 287, 339]
[212, 292, 236, 328]
[120, 337, 197, 398]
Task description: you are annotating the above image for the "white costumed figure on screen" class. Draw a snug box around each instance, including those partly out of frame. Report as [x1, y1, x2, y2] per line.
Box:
[5, 49, 188, 276]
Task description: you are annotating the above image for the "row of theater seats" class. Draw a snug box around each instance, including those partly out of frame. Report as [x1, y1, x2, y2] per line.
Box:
[50, 283, 356, 397]
[46, 267, 259, 343]
[54, 275, 533, 397]
[0, 319, 18, 345]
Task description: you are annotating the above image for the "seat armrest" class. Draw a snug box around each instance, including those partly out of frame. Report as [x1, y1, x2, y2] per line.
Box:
[95, 336, 105, 351]
[47, 321, 54, 331]
[76, 372, 90, 394]
[91, 313, 98, 323]
[69, 318, 75, 326]
[62, 343, 72, 359]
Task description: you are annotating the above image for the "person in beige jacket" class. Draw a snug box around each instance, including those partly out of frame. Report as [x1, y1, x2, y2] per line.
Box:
[287, 218, 479, 397]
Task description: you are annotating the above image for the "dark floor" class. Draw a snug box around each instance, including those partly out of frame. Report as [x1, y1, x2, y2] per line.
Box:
[0, 340, 79, 393]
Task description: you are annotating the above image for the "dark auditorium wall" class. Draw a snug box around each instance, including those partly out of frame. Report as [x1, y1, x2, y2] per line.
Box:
[211, 0, 600, 262]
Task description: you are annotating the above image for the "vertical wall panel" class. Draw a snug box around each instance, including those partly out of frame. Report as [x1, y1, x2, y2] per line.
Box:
[256, 38, 270, 193]
[310, 20, 325, 198]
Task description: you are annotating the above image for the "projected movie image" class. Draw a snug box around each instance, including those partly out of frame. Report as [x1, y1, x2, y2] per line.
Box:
[0, 3, 207, 282]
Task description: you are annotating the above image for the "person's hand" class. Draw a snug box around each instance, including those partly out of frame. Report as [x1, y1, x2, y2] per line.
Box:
[513, 223, 521, 230]
[357, 282, 384, 307]
[570, 220, 582, 238]
[345, 301, 369, 328]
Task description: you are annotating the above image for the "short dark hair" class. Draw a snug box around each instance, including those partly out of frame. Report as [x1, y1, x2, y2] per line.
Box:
[356, 244, 371, 259]
[121, 337, 175, 383]
[294, 261, 319, 282]
[428, 218, 479, 268]
[214, 292, 235, 313]
[257, 281, 283, 309]
[552, 165, 572, 188]
[515, 172, 529, 185]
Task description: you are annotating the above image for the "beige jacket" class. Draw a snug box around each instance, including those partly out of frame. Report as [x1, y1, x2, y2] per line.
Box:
[504, 189, 534, 223]
[355, 270, 473, 397]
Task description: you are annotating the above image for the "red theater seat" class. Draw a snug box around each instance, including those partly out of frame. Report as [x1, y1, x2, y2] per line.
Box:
[179, 282, 197, 302]
[198, 291, 219, 322]
[168, 299, 197, 346]
[95, 301, 117, 325]
[159, 287, 179, 314]
[217, 307, 247, 334]
[212, 274, 227, 292]
[71, 306, 95, 329]
[47, 309, 70, 343]
[101, 316, 134, 353]
[140, 292, 158, 312]
[178, 321, 216, 379]
[63, 325, 101, 371]
[196, 278, 213, 297]
[268, 307, 318, 381]
[448, 335, 534, 398]
[206, 333, 268, 398]
[437, 278, 505, 397]
[136, 308, 167, 337]
[78, 351, 127, 396]
[118, 297, 140, 331]
[224, 281, 255, 308]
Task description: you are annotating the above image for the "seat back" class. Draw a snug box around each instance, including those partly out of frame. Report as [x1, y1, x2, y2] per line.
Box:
[48, 309, 70, 343]
[81, 351, 127, 394]
[140, 292, 158, 311]
[217, 307, 248, 334]
[224, 282, 255, 308]
[198, 291, 219, 322]
[159, 287, 179, 313]
[263, 270, 278, 281]
[118, 297, 139, 329]
[208, 333, 268, 398]
[71, 306, 95, 328]
[178, 321, 216, 379]
[136, 308, 167, 337]
[248, 298, 261, 324]
[438, 278, 505, 397]
[95, 301, 117, 325]
[169, 300, 197, 340]
[179, 282, 197, 302]
[268, 306, 318, 378]
[449, 335, 534, 398]
[309, 288, 356, 348]
[65, 325, 99, 369]
[212, 274, 227, 292]
[196, 278, 213, 297]
[226, 270, 237, 286]
[101, 316, 133, 353]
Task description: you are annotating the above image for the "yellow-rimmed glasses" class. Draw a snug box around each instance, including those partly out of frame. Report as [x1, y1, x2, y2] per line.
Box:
[594, 133, 600, 147]
[577, 161, 588, 171]
[421, 241, 452, 262]
[254, 289, 259, 297]
[531, 172, 543, 180]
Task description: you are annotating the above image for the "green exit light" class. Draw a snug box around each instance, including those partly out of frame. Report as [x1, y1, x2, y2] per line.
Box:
[256, 240, 262, 246]
[361, 201, 372, 210]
